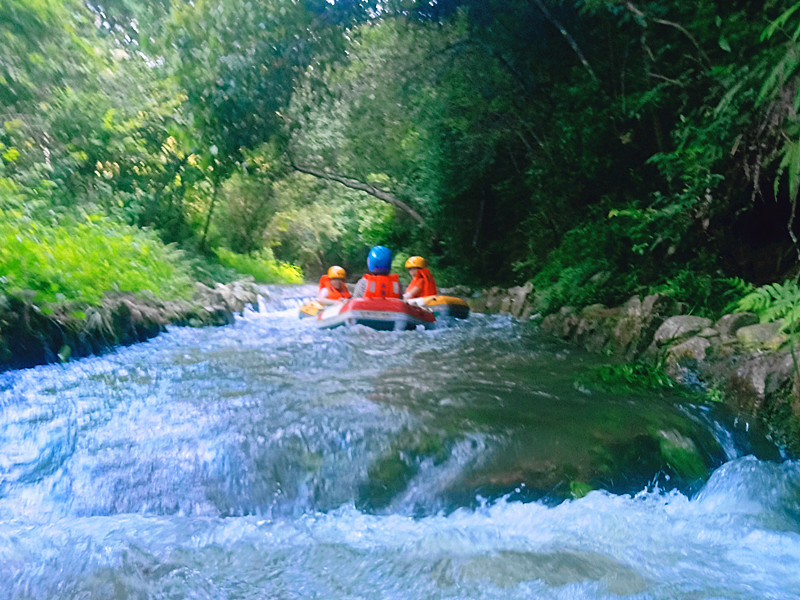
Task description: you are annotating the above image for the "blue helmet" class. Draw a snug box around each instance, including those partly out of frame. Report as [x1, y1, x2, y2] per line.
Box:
[367, 245, 392, 274]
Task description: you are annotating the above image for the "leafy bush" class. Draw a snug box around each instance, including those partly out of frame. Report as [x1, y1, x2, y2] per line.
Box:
[0, 214, 194, 305]
[214, 247, 303, 284]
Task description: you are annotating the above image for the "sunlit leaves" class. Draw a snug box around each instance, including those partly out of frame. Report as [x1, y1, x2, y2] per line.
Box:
[0, 214, 193, 304]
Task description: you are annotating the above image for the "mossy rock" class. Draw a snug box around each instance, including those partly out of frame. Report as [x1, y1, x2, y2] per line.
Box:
[359, 452, 416, 510]
[569, 480, 593, 498]
[358, 432, 451, 510]
[655, 429, 708, 480]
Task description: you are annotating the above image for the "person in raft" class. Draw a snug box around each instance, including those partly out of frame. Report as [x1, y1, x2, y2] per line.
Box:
[402, 256, 437, 299]
[317, 265, 351, 305]
[352, 245, 402, 299]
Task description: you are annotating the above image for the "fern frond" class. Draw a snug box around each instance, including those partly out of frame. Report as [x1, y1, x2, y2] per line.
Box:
[736, 280, 800, 324]
[762, 2, 800, 42]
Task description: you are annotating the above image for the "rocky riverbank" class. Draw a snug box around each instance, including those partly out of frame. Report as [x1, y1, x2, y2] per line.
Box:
[0, 281, 261, 372]
[468, 285, 800, 453]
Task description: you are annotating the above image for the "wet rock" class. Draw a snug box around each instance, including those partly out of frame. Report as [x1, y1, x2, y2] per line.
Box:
[655, 429, 708, 480]
[533, 288, 800, 449]
[653, 315, 713, 345]
[469, 283, 535, 317]
[540, 306, 580, 338]
[575, 304, 620, 353]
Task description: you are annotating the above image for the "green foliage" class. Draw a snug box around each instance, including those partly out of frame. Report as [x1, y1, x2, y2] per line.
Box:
[585, 361, 718, 404]
[736, 279, 800, 331]
[586, 362, 681, 394]
[529, 220, 637, 314]
[0, 214, 193, 304]
[265, 172, 396, 277]
[651, 273, 753, 318]
[213, 248, 303, 284]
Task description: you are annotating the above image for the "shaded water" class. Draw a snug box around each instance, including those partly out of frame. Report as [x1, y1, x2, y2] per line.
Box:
[1, 285, 799, 599]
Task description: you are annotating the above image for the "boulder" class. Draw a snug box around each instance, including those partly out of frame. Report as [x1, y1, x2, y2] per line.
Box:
[574, 304, 621, 353]
[611, 294, 677, 358]
[697, 327, 720, 339]
[727, 352, 796, 411]
[468, 295, 488, 313]
[0, 280, 258, 372]
[540, 306, 580, 339]
[667, 336, 712, 364]
[714, 312, 758, 338]
[483, 287, 503, 313]
[653, 315, 713, 346]
[736, 322, 788, 351]
[509, 281, 534, 319]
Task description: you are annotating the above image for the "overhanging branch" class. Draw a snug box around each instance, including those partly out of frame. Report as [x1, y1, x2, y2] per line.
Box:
[291, 161, 428, 227]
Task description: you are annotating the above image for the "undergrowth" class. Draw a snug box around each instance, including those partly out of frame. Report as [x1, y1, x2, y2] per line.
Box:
[0, 213, 194, 305]
[214, 247, 303, 284]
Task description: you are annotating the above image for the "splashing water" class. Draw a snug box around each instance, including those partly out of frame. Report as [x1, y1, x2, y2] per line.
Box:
[0, 285, 797, 599]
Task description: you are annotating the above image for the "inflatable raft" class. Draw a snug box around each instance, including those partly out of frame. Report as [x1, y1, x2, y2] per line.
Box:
[315, 297, 436, 330]
[407, 295, 470, 319]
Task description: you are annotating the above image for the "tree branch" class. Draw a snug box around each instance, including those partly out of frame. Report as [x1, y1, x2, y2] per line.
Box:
[290, 161, 427, 227]
[532, 0, 598, 82]
[626, 2, 712, 67]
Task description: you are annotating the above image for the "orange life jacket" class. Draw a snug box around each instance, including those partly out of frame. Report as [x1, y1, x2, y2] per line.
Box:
[363, 273, 401, 299]
[318, 274, 351, 300]
[406, 267, 437, 298]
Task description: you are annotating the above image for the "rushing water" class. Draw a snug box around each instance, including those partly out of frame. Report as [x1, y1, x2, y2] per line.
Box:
[1, 285, 799, 599]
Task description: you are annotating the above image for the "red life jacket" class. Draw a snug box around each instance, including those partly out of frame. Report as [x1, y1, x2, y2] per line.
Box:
[407, 267, 437, 298]
[318, 274, 351, 300]
[363, 273, 401, 299]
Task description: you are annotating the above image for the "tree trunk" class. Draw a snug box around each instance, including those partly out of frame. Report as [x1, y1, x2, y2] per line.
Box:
[200, 177, 220, 251]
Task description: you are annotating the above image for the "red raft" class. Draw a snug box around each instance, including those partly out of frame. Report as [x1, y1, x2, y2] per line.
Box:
[315, 297, 436, 331]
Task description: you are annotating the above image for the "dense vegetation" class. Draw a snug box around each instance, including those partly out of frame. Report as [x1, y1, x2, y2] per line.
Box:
[4, 0, 800, 319]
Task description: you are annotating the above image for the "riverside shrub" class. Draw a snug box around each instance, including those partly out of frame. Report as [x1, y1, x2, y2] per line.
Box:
[0, 214, 194, 305]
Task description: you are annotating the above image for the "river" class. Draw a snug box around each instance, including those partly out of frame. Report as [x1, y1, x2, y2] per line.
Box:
[1, 285, 798, 599]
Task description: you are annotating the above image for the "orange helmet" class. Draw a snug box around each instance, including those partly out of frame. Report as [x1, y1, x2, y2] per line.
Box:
[404, 256, 427, 269]
[327, 266, 346, 279]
